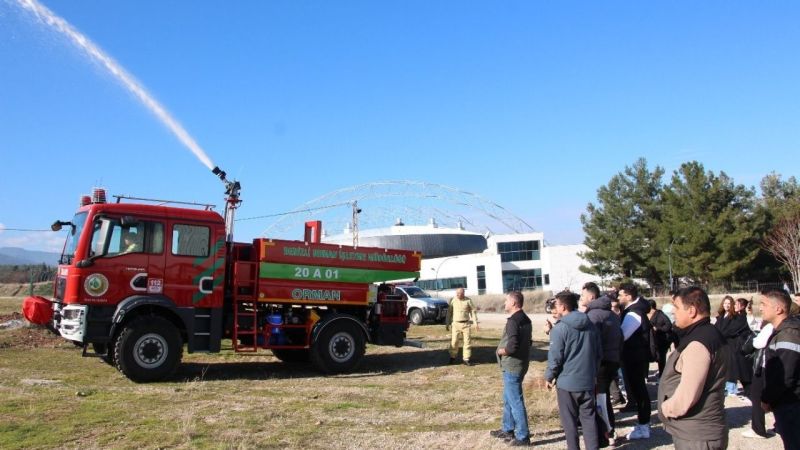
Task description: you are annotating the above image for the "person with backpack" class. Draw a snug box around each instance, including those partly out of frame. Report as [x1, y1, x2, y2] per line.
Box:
[581, 282, 623, 445]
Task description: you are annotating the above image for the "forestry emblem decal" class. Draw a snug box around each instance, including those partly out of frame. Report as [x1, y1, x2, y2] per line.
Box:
[84, 274, 109, 297]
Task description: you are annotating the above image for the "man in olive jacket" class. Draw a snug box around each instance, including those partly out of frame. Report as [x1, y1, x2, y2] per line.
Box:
[657, 287, 729, 450]
[490, 291, 533, 446]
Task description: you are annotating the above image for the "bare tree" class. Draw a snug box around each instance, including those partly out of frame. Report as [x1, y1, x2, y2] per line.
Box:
[764, 212, 800, 293]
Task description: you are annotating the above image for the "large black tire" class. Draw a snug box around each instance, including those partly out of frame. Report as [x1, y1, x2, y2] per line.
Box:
[271, 348, 310, 363]
[408, 308, 424, 326]
[310, 320, 365, 374]
[114, 316, 183, 383]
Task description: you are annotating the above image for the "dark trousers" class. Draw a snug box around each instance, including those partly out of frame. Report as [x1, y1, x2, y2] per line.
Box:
[656, 344, 669, 377]
[596, 361, 619, 433]
[672, 435, 728, 450]
[557, 388, 599, 450]
[609, 373, 625, 403]
[748, 374, 767, 436]
[622, 358, 651, 425]
[774, 401, 800, 450]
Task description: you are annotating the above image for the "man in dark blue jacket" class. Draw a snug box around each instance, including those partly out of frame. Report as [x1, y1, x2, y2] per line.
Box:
[547, 290, 602, 450]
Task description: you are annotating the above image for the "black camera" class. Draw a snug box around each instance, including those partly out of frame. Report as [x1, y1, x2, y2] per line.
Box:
[544, 297, 557, 314]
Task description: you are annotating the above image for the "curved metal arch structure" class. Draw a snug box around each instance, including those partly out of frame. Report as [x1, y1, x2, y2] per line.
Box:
[259, 180, 536, 238]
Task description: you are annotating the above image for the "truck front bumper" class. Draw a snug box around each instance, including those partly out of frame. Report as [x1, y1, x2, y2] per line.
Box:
[58, 304, 88, 343]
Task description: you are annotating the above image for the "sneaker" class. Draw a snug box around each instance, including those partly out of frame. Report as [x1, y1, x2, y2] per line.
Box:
[464, 359, 472, 366]
[626, 424, 650, 440]
[741, 429, 767, 439]
[490, 430, 514, 440]
[508, 437, 531, 446]
[611, 397, 626, 407]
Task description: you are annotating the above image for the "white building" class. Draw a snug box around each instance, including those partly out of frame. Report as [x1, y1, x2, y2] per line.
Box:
[324, 223, 601, 297]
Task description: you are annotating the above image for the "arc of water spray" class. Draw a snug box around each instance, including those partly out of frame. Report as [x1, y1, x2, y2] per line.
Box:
[15, 0, 215, 171]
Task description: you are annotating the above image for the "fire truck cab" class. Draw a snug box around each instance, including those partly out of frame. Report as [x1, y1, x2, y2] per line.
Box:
[51, 192, 227, 381]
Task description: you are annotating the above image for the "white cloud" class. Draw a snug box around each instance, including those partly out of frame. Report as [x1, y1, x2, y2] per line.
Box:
[0, 231, 64, 252]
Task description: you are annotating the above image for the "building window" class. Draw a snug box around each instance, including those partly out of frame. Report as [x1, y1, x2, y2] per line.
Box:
[477, 265, 486, 295]
[544, 274, 550, 285]
[498, 240, 540, 262]
[417, 277, 467, 291]
[502, 269, 543, 292]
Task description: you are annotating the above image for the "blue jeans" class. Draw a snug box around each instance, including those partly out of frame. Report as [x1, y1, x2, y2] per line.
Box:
[774, 401, 800, 450]
[502, 370, 529, 441]
[725, 381, 737, 395]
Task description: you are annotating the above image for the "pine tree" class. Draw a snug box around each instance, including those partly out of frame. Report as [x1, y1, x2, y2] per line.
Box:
[659, 162, 761, 284]
[580, 158, 664, 286]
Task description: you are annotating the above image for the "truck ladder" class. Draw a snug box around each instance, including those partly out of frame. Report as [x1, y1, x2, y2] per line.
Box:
[233, 300, 259, 352]
[232, 258, 259, 352]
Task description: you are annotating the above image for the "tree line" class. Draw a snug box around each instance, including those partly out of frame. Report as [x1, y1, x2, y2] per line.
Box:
[0, 264, 57, 284]
[580, 158, 800, 292]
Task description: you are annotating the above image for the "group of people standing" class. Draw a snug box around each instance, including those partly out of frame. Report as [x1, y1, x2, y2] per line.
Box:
[483, 285, 800, 449]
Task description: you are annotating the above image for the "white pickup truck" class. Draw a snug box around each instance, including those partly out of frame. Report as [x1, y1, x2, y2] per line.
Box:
[394, 285, 449, 325]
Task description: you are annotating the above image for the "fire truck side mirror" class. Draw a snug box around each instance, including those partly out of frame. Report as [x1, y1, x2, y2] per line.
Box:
[76, 259, 94, 268]
[51, 220, 73, 232]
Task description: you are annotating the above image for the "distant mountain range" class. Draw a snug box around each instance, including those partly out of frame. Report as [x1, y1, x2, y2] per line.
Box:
[0, 247, 61, 266]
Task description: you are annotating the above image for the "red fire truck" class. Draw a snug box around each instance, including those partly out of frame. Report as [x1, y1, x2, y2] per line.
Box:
[23, 171, 420, 382]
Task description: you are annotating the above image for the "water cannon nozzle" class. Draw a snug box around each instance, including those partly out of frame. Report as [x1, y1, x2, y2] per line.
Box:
[212, 166, 227, 182]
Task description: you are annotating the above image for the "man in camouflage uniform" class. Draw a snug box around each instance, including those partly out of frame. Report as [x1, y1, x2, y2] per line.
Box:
[446, 287, 479, 365]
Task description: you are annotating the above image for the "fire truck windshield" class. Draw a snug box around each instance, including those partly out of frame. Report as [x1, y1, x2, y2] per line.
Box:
[61, 211, 88, 265]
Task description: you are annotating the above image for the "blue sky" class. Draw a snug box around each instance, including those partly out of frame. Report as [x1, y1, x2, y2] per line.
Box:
[1, 1, 799, 252]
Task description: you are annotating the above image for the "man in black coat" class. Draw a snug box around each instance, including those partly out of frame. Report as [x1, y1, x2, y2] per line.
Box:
[581, 282, 623, 444]
[618, 283, 652, 440]
[648, 299, 673, 379]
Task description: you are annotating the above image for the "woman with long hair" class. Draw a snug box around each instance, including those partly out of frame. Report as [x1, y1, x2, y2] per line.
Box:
[714, 296, 750, 396]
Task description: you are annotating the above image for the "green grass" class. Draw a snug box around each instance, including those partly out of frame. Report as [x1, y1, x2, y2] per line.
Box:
[0, 314, 559, 450]
[0, 297, 23, 316]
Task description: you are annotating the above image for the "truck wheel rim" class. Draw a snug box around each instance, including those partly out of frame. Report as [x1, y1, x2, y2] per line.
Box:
[134, 333, 168, 368]
[328, 331, 354, 363]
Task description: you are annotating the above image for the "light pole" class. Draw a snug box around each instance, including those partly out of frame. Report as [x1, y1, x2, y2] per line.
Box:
[434, 256, 458, 299]
[668, 238, 678, 292]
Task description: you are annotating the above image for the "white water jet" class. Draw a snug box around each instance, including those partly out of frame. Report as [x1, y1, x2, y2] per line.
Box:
[14, 0, 215, 170]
